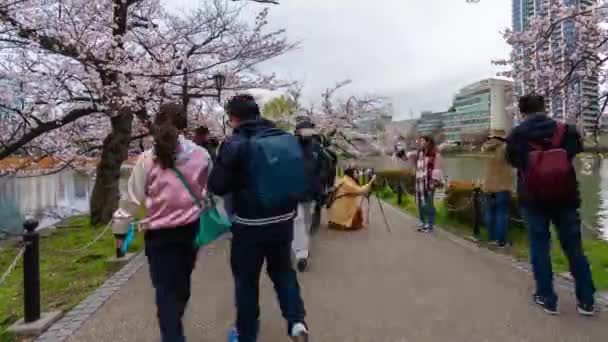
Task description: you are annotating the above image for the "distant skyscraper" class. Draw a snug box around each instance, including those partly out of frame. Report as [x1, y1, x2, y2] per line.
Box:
[512, 0, 599, 130]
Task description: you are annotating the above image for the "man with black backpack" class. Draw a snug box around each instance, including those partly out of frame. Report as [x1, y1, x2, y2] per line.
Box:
[506, 94, 595, 316]
[209, 94, 309, 342]
[292, 118, 324, 272]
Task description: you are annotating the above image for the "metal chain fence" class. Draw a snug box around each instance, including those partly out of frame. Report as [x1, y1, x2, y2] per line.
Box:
[46, 223, 111, 255]
[0, 245, 26, 286]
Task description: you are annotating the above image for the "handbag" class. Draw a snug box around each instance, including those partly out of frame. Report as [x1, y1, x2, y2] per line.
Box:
[172, 168, 231, 248]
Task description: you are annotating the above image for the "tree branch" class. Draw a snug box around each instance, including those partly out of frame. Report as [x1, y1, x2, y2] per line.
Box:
[0, 107, 97, 159]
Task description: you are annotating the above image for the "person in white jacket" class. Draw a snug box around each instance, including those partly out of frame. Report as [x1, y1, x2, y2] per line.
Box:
[292, 119, 323, 272]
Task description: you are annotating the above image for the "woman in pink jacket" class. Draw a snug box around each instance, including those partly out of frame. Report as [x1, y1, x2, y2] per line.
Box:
[112, 103, 212, 342]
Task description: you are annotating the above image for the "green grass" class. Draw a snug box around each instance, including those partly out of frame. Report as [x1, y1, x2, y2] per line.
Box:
[382, 192, 608, 290]
[0, 216, 144, 342]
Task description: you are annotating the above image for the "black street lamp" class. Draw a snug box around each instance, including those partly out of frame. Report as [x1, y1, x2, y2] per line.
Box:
[175, 73, 227, 133]
[213, 73, 226, 103]
[212, 74, 227, 134]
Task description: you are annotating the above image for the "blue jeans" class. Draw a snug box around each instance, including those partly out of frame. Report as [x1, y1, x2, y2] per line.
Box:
[417, 191, 436, 227]
[484, 192, 511, 244]
[230, 221, 306, 342]
[521, 206, 595, 307]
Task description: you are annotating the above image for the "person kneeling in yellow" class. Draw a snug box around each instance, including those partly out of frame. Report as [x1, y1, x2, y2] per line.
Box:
[327, 167, 376, 230]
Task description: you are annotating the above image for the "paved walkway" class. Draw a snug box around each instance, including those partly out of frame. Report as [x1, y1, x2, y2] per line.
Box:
[67, 201, 608, 342]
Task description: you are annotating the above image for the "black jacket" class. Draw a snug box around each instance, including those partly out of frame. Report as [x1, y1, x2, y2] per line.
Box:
[208, 118, 296, 224]
[200, 141, 218, 163]
[296, 128, 323, 202]
[505, 114, 582, 209]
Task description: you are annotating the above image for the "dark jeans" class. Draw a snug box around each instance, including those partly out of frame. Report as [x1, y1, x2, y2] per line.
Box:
[417, 191, 436, 227]
[521, 206, 595, 307]
[145, 222, 198, 342]
[231, 220, 306, 342]
[484, 191, 511, 244]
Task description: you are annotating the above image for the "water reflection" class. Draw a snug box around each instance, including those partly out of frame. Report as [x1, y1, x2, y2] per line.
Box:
[0, 172, 96, 237]
[442, 156, 608, 240]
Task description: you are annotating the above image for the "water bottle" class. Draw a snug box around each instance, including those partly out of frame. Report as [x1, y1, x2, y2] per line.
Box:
[227, 327, 239, 342]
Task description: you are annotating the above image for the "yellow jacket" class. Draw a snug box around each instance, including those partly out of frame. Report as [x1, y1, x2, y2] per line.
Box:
[482, 140, 514, 193]
[328, 175, 374, 228]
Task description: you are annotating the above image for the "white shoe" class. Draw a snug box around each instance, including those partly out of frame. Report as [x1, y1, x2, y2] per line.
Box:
[290, 322, 309, 342]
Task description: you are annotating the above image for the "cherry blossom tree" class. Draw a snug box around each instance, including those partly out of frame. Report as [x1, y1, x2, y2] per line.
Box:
[494, 0, 608, 143]
[287, 80, 395, 159]
[0, 0, 293, 224]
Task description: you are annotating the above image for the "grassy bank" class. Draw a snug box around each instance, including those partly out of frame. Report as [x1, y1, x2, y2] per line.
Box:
[380, 191, 608, 290]
[0, 216, 144, 342]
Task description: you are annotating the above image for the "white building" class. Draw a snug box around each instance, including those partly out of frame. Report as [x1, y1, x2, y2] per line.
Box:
[444, 78, 515, 142]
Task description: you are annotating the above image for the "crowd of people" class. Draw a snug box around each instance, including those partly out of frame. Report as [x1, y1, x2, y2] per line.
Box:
[396, 94, 596, 317]
[109, 92, 597, 342]
[111, 94, 342, 342]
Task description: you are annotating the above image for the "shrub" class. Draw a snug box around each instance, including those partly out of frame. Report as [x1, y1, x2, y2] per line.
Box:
[374, 169, 415, 195]
[376, 183, 395, 199]
[444, 183, 525, 230]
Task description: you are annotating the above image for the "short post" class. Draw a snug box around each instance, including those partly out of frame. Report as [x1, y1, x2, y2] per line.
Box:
[23, 220, 40, 323]
[473, 187, 482, 240]
[8, 220, 62, 335]
[397, 184, 403, 205]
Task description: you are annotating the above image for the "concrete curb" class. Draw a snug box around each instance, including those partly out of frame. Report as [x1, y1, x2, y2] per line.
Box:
[381, 200, 608, 309]
[35, 253, 146, 342]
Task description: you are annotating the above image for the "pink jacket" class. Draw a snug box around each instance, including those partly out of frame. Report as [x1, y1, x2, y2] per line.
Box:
[112, 136, 211, 234]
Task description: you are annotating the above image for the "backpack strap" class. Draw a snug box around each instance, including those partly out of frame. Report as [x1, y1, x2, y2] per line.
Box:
[551, 123, 567, 148]
[173, 167, 215, 209]
[529, 123, 567, 151]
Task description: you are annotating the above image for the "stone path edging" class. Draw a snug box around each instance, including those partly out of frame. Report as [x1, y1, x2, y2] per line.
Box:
[381, 200, 608, 308]
[35, 253, 146, 342]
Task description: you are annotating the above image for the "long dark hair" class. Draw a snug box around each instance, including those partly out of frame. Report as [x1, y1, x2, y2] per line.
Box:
[344, 167, 357, 181]
[152, 103, 186, 169]
[420, 135, 436, 156]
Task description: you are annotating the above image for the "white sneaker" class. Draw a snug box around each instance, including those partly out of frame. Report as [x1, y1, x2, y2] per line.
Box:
[290, 322, 309, 342]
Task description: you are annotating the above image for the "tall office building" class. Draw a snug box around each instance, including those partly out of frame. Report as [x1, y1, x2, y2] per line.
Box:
[512, 0, 599, 130]
[443, 78, 514, 143]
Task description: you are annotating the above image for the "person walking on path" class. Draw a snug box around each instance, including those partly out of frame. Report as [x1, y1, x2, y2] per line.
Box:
[192, 125, 218, 162]
[399, 136, 444, 233]
[481, 129, 514, 247]
[506, 94, 595, 316]
[208, 94, 309, 342]
[111, 103, 212, 342]
[327, 166, 375, 230]
[292, 119, 323, 272]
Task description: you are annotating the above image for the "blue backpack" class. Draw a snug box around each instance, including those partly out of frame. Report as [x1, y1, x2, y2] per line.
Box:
[247, 128, 307, 209]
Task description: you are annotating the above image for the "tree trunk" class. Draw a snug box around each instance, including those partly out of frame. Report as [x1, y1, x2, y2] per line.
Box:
[90, 112, 134, 226]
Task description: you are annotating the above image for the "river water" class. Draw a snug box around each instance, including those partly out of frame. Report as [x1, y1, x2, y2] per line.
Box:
[354, 155, 608, 241]
[0, 172, 126, 238]
[1, 156, 607, 240]
[442, 155, 608, 240]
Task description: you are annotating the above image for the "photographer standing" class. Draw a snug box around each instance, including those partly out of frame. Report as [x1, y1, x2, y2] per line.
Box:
[398, 136, 444, 233]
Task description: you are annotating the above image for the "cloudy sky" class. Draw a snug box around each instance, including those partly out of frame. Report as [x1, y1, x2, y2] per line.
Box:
[169, 0, 512, 120]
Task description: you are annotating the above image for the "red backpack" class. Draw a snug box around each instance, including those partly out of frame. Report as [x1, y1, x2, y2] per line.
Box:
[524, 123, 576, 206]
[523, 123, 577, 205]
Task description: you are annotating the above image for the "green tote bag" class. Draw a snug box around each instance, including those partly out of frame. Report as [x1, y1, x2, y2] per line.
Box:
[173, 168, 231, 248]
